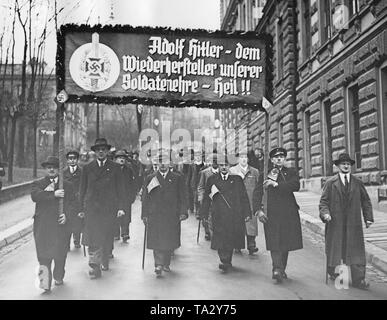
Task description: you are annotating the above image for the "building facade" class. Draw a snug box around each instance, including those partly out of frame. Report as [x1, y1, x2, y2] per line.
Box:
[220, 0, 387, 200]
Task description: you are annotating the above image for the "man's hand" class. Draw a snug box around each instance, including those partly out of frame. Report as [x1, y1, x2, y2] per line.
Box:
[322, 214, 332, 223]
[142, 217, 148, 225]
[245, 216, 251, 222]
[54, 189, 64, 198]
[117, 210, 125, 218]
[257, 210, 268, 223]
[263, 179, 278, 189]
[58, 213, 66, 225]
[365, 221, 373, 228]
[78, 212, 85, 218]
[179, 214, 188, 221]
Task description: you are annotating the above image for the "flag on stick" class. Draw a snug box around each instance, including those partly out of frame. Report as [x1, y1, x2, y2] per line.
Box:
[147, 176, 160, 193]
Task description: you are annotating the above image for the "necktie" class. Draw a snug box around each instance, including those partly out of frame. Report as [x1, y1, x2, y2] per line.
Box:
[344, 175, 349, 191]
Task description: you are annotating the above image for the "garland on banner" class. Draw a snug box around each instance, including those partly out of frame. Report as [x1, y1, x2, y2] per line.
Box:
[56, 24, 273, 111]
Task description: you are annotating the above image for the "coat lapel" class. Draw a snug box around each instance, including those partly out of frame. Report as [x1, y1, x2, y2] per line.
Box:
[348, 174, 356, 203]
[332, 174, 344, 202]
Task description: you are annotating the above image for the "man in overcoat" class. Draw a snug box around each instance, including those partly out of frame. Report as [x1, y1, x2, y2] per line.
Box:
[230, 150, 263, 255]
[141, 152, 188, 277]
[201, 156, 252, 272]
[31, 156, 75, 291]
[79, 138, 126, 279]
[188, 150, 206, 217]
[259, 147, 302, 283]
[319, 153, 373, 290]
[114, 150, 137, 243]
[197, 153, 219, 240]
[63, 150, 83, 249]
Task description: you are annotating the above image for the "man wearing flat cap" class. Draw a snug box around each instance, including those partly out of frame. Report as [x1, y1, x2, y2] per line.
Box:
[259, 147, 302, 283]
[114, 150, 136, 243]
[197, 152, 220, 241]
[31, 156, 77, 291]
[64, 150, 83, 250]
[201, 155, 252, 272]
[79, 138, 126, 279]
[141, 151, 188, 277]
[319, 153, 373, 290]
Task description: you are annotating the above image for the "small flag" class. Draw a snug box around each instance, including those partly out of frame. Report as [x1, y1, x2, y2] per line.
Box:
[44, 182, 55, 191]
[147, 176, 160, 193]
[209, 184, 220, 200]
[262, 96, 273, 111]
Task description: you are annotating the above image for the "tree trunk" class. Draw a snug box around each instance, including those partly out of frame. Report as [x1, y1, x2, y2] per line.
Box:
[8, 116, 17, 183]
[33, 120, 37, 178]
[16, 117, 26, 167]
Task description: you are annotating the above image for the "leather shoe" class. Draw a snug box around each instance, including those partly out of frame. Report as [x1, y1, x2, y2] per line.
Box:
[163, 266, 171, 272]
[248, 248, 259, 255]
[234, 249, 242, 254]
[155, 266, 163, 277]
[352, 280, 370, 290]
[101, 264, 109, 271]
[54, 279, 64, 286]
[272, 270, 283, 283]
[218, 263, 231, 272]
[89, 268, 101, 279]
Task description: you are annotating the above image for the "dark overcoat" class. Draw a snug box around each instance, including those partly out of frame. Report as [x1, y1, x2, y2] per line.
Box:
[79, 160, 125, 247]
[264, 167, 303, 252]
[319, 174, 373, 266]
[201, 174, 251, 250]
[63, 166, 83, 234]
[31, 177, 75, 260]
[119, 164, 137, 222]
[141, 171, 187, 251]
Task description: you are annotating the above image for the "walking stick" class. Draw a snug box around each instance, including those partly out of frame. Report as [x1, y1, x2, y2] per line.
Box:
[196, 218, 201, 244]
[83, 245, 86, 257]
[142, 222, 147, 270]
[325, 253, 328, 284]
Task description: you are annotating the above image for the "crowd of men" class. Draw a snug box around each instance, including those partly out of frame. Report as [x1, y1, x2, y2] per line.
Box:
[30, 137, 374, 294]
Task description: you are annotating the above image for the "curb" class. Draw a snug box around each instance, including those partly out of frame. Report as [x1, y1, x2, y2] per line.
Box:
[0, 219, 33, 249]
[299, 210, 387, 275]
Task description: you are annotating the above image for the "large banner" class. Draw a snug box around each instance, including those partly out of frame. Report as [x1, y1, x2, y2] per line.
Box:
[57, 25, 272, 109]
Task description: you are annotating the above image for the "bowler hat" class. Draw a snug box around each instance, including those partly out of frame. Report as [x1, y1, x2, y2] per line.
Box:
[91, 138, 111, 152]
[41, 156, 59, 168]
[66, 150, 79, 159]
[269, 147, 287, 158]
[114, 150, 128, 159]
[334, 153, 355, 166]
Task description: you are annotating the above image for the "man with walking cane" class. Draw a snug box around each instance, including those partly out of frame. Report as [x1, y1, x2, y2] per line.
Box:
[200, 155, 252, 273]
[319, 153, 373, 290]
[141, 151, 188, 277]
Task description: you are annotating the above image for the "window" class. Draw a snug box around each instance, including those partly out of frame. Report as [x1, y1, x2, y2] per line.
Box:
[320, 0, 331, 45]
[323, 100, 333, 175]
[347, 0, 360, 18]
[380, 65, 387, 169]
[276, 18, 284, 79]
[302, 0, 311, 61]
[278, 122, 283, 147]
[348, 84, 361, 169]
[304, 110, 312, 178]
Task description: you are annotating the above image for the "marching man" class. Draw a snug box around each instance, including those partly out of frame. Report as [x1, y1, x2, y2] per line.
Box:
[230, 150, 263, 255]
[259, 147, 303, 283]
[141, 151, 188, 277]
[319, 153, 373, 290]
[79, 138, 126, 279]
[31, 156, 76, 292]
[201, 155, 252, 272]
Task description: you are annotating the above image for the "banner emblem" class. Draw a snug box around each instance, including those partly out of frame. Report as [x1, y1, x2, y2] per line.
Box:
[69, 32, 120, 92]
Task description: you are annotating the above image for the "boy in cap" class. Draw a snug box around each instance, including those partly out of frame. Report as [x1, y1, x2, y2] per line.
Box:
[319, 153, 373, 290]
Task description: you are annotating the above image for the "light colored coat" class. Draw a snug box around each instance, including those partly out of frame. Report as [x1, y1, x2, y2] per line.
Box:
[229, 164, 263, 236]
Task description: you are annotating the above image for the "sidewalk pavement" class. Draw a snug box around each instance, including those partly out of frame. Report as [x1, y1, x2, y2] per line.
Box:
[295, 191, 387, 274]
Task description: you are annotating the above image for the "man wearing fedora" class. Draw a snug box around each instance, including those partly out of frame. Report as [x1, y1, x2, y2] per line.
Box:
[259, 147, 302, 283]
[79, 138, 126, 279]
[141, 151, 188, 277]
[31, 156, 76, 291]
[201, 155, 252, 272]
[319, 153, 374, 290]
[64, 150, 83, 249]
[230, 150, 263, 255]
[114, 150, 136, 243]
